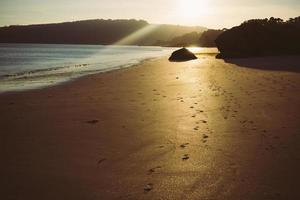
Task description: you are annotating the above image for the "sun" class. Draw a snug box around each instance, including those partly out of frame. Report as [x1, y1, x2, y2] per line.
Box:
[178, 0, 209, 18]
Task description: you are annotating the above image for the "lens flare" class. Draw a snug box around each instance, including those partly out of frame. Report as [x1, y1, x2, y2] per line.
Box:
[178, 0, 210, 19]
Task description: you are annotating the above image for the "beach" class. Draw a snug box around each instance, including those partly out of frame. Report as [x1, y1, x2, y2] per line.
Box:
[1, 55, 300, 199]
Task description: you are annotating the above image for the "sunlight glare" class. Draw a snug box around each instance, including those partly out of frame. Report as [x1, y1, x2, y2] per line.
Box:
[178, 0, 209, 19]
[114, 24, 160, 45]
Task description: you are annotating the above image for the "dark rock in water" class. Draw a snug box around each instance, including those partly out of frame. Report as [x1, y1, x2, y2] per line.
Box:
[169, 48, 197, 62]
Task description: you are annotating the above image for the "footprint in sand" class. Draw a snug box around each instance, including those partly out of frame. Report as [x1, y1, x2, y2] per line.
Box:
[182, 154, 190, 161]
[180, 143, 189, 148]
[97, 158, 106, 165]
[202, 134, 209, 143]
[148, 166, 162, 175]
[144, 183, 153, 193]
[203, 134, 209, 139]
[86, 120, 99, 124]
[265, 145, 275, 151]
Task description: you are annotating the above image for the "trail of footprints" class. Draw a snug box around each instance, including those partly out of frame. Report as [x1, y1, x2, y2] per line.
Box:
[73, 65, 299, 196]
[143, 101, 212, 193]
[97, 71, 296, 194]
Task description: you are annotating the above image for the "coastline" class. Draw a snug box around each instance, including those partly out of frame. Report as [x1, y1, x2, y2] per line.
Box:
[0, 43, 174, 94]
[1, 55, 300, 199]
[0, 55, 166, 95]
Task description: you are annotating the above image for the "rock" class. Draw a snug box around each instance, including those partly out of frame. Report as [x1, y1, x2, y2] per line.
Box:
[169, 48, 197, 62]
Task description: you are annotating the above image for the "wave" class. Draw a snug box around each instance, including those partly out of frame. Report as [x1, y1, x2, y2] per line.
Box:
[0, 56, 162, 93]
[0, 63, 91, 80]
[0, 44, 173, 93]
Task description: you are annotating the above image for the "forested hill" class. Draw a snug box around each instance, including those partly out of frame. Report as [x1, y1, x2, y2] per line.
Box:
[0, 19, 206, 46]
[216, 16, 300, 58]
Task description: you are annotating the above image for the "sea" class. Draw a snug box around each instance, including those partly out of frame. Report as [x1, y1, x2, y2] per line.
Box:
[0, 43, 174, 93]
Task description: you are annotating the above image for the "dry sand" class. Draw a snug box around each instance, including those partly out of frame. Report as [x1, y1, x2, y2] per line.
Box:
[1, 55, 300, 200]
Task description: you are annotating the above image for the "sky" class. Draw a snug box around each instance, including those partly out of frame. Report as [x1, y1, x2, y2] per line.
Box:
[0, 0, 299, 29]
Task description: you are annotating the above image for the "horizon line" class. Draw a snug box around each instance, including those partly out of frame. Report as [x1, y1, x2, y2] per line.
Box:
[0, 18, 209, 29]
[1, 16, 299, 30]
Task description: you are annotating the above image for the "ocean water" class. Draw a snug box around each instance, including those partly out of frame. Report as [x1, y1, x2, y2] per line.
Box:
[0, 44, 173, 93]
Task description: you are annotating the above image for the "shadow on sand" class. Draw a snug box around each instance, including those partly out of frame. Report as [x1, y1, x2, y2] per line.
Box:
[224, 56, 300, 73]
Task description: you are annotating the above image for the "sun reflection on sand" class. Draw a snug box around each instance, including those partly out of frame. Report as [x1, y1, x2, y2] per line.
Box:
[187, 47, 219, 54]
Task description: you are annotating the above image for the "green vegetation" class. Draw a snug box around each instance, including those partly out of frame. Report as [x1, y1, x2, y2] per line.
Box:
[199, 29, 224, 47]
[0, 19, 206, 46]
[216, 16, 300, 58]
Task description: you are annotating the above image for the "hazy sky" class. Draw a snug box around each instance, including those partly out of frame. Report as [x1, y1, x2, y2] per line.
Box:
[0, 0, 299, 28]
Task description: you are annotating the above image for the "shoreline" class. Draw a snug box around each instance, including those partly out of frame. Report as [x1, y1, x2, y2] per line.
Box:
[0, 46, 219, 95]
[0, 55, 166, 95]
[1, 55, 300, 199]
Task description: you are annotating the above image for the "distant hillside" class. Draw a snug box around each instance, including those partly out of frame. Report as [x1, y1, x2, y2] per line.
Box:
[216, 17, 300, 58]
[199, 29, 224, 47]
[153, 29, 223, 47]
[0, 19, 206, 46]
[155, 32, 202, 47]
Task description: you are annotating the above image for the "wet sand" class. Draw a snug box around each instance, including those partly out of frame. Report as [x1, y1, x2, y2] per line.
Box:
[1, 55, 300, 200]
